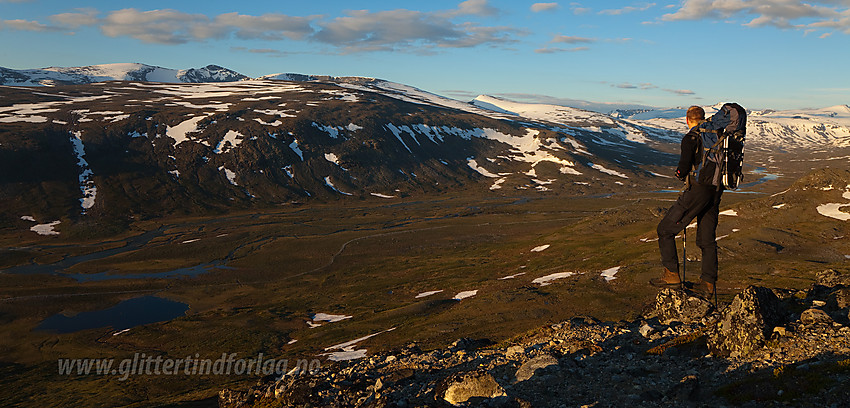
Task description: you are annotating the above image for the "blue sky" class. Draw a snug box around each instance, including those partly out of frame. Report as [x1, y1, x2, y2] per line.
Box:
[1, 0, 848, 110]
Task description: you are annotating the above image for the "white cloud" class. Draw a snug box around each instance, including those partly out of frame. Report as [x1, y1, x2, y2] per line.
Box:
[599, 3, 656, 15]
[535, 46, 589, 53]
[450, 0, 500, 17]
[0, 19, 63, 32]
[100, 9, 210, 44]
[531, 3, 560, 13]
[550, 35, 595, 43]
[208, 12, 315, 41]
[4, 2, 522, 52]
[569, 2, 592, 15]
[664, 88, 696, 95]
[313, 7, 521, 53]
[614, 82, 657, 90]
[662, 0, 850, 34]
[49, 9, 99, 28]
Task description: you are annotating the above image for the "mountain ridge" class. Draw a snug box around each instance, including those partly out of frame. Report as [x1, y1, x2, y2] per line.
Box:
[2, 63, 849, 230]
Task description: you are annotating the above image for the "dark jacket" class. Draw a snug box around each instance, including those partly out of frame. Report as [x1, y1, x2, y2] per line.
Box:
[677, 125, 717, 187]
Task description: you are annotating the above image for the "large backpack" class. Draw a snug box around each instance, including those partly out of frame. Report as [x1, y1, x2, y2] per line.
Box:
[695, 103, 747, 190]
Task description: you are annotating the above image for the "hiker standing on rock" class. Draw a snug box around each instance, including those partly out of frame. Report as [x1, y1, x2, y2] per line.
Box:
[651, 106, 723, 297]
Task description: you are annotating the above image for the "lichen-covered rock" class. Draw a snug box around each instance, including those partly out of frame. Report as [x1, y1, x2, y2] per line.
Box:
[801, 308, 834, 325]
[514, 354, 559, 383]
[218, 389, 254, 408]
[441, 370, 507, 406]
[649, 288, 714, 325]
[816, 269, 850, 288]
[707, 286, 785, 357]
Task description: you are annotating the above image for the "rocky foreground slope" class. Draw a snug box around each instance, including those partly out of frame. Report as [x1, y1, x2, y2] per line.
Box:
[220, 269, 850, 407]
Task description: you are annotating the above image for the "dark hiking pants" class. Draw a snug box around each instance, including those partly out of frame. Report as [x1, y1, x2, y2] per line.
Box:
[657, 184, 723, 283]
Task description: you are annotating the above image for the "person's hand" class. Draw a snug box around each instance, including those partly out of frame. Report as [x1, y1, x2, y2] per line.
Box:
[675, 168, 687, 181]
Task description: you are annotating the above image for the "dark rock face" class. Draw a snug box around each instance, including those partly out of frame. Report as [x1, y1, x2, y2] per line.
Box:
[648, 288, 714, 325]
[707, 286, 784, 358]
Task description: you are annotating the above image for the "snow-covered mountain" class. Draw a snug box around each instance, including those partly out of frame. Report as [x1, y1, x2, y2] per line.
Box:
[1, 77, 676, 226]
[477, 96, 850, 150]
[608, 104, 850, 150]
[0, 63, 248, 86]
[1, 62, 848, 226]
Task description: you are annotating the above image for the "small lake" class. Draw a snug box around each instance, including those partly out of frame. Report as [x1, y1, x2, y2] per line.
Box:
[35, 295, 189, 334]
[66, 262, 233, 282]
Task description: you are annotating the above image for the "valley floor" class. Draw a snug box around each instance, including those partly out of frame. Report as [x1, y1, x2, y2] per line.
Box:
[1, 159, 849, 406]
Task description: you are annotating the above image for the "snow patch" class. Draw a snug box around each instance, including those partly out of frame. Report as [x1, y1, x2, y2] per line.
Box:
[817, 203, 850, 221]
[312, 313, 352, 323]
[324, 177, 352, 195]
[31, 220, 61, 236]
[167, 115, 209, 146]
[590, 163, 629, 179]
[453, 290, 478, 300]
[289, 140, 305, 161]
[325, 153, 342, 166]
[532, 272, 575, 286]
[254, 118, 282, 126]
[530, 244, 550, 252]
[218, 166, 238, 185]
[213, 130, 244, 154]
[719, 209, 738, 216]
[70, 132, 97, 212]
[467, 159, 499, 178]
[20, 215, 36, 222]
[601, 266, 621, 282]
[498, 272, 526, 280]
[370, 193, 396, 199]
[321, 327, 396, 361]
[313, 122, 340, 138]
[415, 290, 443, 299]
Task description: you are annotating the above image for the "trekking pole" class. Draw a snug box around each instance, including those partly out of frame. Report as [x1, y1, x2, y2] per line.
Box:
[682, 227, 687, 290]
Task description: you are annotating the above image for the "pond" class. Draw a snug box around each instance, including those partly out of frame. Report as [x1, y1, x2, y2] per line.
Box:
[35, 295, 189, 334]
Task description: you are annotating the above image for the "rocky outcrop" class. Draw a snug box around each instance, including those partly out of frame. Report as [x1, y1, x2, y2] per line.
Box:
[645, 287, 714, 325]
[706, 286, 785, 358]
[220, 269, 850, 408]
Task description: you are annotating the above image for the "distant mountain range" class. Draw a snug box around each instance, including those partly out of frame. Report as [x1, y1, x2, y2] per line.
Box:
[0, 63, 249, 86]
[1, 63, 849, 228]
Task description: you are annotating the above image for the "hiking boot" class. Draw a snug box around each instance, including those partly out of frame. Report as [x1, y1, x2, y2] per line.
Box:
[692, 279, 716, 298]
[649, 268, 682, 287]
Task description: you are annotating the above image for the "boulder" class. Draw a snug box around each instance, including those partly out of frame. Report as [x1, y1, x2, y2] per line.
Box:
[707, 286, 785, 357]
[816, 269, 850, 287]
[514, 354, 559, 383]
[639, 322, 656, 338]
[828, 288, 850, 310]
[649, 288, 714, 325]
[800, 308, 834, 325]
[442, 371, 507, 406]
